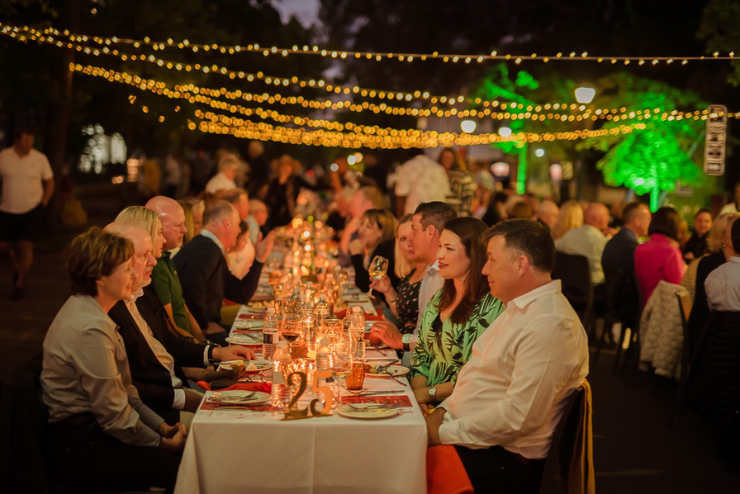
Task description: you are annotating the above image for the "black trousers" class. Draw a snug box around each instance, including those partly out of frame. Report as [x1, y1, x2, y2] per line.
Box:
[455, 445, 545, 494]
[43, 413, 180, 493]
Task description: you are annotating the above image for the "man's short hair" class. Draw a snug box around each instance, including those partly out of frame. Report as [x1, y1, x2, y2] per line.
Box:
[732, 219, 740, 253]
[415, 201, 457, 233]
[66, 227, 134, 297]
[694, 208, 711, 219]
[203, 199, 235, 226]
[218, 188, 248, 205]
[622, 201, 648, 224]
[483, 219, 555, 273]
[13, 124, 35, 141]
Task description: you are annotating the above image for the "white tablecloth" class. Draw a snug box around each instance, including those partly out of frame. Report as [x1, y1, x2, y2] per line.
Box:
[175, 311, 427, 494]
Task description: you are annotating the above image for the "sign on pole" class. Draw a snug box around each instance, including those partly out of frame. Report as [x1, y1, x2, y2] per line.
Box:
[704, 104, 727, 176]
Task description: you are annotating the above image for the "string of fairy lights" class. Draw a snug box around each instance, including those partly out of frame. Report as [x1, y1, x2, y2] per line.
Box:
[71, 63, 739, 132]
[2, 21, 738, 66]
[2, 21, 736, 148]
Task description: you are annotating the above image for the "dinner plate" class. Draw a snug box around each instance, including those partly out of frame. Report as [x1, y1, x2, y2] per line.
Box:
[233, 320, 264, 331]
[219, 360, 272, 372]
[336, 404, 400, 420]
[226, 334, 263, 345]
[365, 365, 410, 378]
[207, 390, 271, 405]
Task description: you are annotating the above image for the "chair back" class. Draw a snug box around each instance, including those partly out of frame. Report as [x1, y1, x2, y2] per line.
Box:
[538, 386, 586, 494]
[603, 266, 639, 325]
[552, 253, 593, 319]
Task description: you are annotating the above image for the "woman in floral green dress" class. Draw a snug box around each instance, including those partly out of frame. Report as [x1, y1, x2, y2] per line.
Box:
[409, 217, 504, 407]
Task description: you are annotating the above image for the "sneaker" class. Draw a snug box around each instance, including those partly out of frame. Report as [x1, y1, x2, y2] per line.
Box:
[9, 286, 24, 301]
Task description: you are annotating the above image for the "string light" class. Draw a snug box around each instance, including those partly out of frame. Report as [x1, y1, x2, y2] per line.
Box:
[70, 62, 724, 131]
[2, 21, 735, 66]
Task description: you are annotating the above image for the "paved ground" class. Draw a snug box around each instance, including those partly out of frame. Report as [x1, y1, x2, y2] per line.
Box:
[0, 187, 738, 493]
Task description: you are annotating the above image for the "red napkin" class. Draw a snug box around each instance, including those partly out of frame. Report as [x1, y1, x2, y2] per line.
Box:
[426, 445, 474, 494]
[197, 381, 273, 393]
[223, 298, 239, 306]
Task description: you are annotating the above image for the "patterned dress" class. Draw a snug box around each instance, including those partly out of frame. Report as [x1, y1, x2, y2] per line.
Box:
[409, 291, 504, 386]
[395, 275, 421, 334]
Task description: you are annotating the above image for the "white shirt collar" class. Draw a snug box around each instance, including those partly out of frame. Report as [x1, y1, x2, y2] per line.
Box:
[427, 260, 440, 274]
[729, 256, 740, 265]
[508, 280, 562, 311]
[200, 228, 225, 254]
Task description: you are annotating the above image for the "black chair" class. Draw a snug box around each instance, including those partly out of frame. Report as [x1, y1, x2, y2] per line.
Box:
[538, 386, 588, 494]
[551, 253, 594, 335]
[669, 290, 692, 428]
[593, 267, 641, 370]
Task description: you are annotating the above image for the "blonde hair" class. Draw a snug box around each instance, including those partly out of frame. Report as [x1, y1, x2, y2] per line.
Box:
[707, 212, 740, 252]
[357, 186, 385, 209]
[177, 198, 203, 245]
[116, 206, 160, 246]
[551, 200, 584, 240]
[394, 214, 414, 278]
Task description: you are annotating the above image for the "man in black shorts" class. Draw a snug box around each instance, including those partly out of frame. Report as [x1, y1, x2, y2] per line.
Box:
[0, 125, 55, 300]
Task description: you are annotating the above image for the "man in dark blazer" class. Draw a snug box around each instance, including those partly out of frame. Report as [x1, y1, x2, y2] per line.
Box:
[106, 223, 254, 423]
[174, 200, 275, 342]
[602, 201, 651, 275]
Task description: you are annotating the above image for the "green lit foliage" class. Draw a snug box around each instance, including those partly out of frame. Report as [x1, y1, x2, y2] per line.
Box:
[578, 73, 705, 211]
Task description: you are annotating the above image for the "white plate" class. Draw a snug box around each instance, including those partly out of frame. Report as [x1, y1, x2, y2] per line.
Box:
[365, 365, 410, 378]
[233, 320, 264, 330]
[226, 334, 263, 345]
[219, 360, 272, 372]
[336, 403, 400, 419]
[207, 390, 271, 405]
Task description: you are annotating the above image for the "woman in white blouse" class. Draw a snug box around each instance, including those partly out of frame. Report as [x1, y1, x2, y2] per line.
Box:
[41, 227, 185, 492]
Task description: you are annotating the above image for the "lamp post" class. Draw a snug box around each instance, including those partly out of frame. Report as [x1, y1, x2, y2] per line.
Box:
[574, 86, 596, 199]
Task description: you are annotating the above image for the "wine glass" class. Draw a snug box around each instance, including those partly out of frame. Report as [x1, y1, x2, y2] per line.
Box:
[367, 256, 389, 298]
[280, 313, 302, 355]
[331, 342, 353, 408]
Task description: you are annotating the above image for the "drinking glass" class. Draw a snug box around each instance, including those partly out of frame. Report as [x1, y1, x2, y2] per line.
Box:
[368, 256, 389, 298]
[280, 313, 302, 355]
[345, 362, 367, 391]
[331, 343, 352, 407]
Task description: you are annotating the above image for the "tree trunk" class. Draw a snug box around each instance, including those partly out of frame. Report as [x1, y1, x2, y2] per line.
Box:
[44, 0, 81, 231]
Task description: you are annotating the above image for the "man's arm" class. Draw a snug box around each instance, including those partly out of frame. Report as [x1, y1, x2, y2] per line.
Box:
[184, 306, 208, 343]
[438, 316, 582, 449]
[162, 303, 205, 343]
[41, 178, 54, 207]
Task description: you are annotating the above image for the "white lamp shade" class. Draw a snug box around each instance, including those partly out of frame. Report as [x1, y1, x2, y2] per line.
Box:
[574, 87, 596, 104]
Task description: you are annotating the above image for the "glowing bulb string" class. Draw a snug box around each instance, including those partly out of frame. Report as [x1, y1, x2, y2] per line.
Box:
[3, 21, 736, 66]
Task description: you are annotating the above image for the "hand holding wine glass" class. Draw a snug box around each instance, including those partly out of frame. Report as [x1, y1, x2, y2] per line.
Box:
[368, 256, 389, 298]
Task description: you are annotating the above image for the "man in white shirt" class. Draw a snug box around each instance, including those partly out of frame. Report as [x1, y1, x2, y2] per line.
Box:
[205, 154, 238, 194]
[426, 219, 589, 493]
[720, 182, 740, 215]
[0, 125, 55, 300]
[395, 152, 450, 216]
[370, 201, 457, 353]
[555, 202, 610, 286]
[705, 219, 740, 311]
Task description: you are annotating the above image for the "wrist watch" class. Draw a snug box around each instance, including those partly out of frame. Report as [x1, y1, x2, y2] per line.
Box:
[402, 334, 411, 352]
[427, 386, 437, 400]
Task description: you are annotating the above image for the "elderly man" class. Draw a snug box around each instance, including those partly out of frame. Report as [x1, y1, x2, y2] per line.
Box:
[218, 188, 257, 279]
[205, 154, 238, 194]
[0, 124, 55, 300]
[371, 201, 457, 352]
[174, 200, 274, 341]
[106, 222, 254, 424]
[602, 201, 651, 275]
[146, 196, 207, 343]
[536, 199, 560, 231]
[555, 202, 610, 286]
[426, 219, 589, 493]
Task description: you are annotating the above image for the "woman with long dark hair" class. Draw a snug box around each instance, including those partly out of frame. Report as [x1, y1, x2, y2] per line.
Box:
[409, 217, 504, 407]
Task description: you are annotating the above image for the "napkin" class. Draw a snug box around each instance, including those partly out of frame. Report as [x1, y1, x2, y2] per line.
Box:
[197, 381, 272, 393]
[426, 446, 473, 494]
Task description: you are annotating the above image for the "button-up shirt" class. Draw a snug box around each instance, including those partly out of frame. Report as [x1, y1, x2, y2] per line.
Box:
[438, 281, 589, 459]
[41, 295, 163, 447]
[705, 256, 740, 311]
[555, 224, 608, 284]
[126, 290, 186, 410]
[412, 261, 445, 341]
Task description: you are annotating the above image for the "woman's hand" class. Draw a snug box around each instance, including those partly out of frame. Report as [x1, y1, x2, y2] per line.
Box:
[369, 275, 392, 294]
[349, 238, 364, 256]
[159, 423, 188, 453]
[413, 387, 433, 405]
[370, 320, 403, 349]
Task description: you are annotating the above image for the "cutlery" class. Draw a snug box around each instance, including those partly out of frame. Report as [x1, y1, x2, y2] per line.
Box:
[373, 344, 388, 356]
[385, 371, 408, 386]
[209, 392, 257, 402]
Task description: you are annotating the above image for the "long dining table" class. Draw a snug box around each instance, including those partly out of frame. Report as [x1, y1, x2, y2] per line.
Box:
[174, 304, 428, 494]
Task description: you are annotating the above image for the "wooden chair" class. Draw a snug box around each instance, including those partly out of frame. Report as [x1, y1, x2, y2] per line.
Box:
[669, 290, 692, 428]
[538, 386, 588, 494]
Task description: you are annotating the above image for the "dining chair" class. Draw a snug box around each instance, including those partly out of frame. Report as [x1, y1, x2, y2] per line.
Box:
[551, 252, 594, 337]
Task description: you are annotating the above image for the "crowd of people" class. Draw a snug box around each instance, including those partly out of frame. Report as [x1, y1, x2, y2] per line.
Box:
[4, 128, 740, 493]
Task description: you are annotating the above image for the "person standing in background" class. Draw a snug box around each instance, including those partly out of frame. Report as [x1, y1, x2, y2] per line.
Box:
[0, 124, 55, 300]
